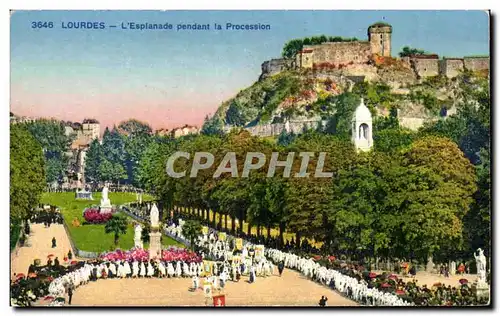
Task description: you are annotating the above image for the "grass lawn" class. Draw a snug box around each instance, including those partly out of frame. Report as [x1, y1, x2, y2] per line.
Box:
[41, 192, 184, 253]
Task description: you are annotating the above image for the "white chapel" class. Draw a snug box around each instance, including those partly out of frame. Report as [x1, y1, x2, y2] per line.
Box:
[351, 98, 373, 152]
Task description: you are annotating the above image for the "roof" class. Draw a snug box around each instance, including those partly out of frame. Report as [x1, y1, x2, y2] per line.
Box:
[71, 137, 92, 150]
[82, 118, 99, 124]
[352, 99, 372, 122]
[369, 21, 392, 28]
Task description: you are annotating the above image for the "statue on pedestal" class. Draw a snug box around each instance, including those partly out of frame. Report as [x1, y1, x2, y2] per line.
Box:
[148, 203, 161, 259]
[150, 203, 159, 228]
[100, 184, 112, 213]
[474, 248, 487, 285]
[134, 224, 143, 249]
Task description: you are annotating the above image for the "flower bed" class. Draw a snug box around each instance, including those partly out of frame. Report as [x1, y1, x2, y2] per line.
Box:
[83, 208, 112, 224]
[100, 247, 202, 263]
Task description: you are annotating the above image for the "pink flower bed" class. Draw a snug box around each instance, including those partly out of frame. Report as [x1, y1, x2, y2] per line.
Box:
[100, 247, 202, 263]
[83, 208, 112, 224]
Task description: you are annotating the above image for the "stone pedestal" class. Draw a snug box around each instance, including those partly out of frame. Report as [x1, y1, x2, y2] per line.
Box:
[426, 256, 434, 273]
[149, 229, 162, 259]
[100, 199, 112, 213]
[473, 282, 490, 303]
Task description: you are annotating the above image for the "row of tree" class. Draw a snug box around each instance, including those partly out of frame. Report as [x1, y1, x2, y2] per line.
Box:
[84, 119, 154, 187]
[10, 125, 46, 248]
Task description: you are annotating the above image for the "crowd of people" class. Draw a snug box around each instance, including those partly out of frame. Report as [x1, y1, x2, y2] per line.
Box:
[29, 208, 64, 226]
[171, 217, 489, 307]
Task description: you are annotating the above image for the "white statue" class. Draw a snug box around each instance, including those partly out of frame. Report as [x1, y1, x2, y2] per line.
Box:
[100, 184, 112, 213]
[474, 248, 487, 284]
[134, 224, 143, 249]
[102, 185, 109, 201]
[150, 203, 159, 228]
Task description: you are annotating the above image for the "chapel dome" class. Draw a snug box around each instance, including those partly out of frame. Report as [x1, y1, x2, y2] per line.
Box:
[353, 98, 372, 121]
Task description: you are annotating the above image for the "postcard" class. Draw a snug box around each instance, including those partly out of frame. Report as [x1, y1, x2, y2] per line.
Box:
[10, 10, 491, 307]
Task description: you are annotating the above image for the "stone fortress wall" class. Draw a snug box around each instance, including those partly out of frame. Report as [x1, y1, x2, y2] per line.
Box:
[260, 22, 490, 80]
[302, 41, 372, 66]
[224, 120, 327, 137]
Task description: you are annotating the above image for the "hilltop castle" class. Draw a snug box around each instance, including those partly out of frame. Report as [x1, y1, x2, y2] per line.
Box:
[260, 22, 489, 80]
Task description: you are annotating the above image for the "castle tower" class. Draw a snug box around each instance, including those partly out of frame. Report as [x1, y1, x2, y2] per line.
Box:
[368, 22, 392, 57]
[352, 98, 373, 152]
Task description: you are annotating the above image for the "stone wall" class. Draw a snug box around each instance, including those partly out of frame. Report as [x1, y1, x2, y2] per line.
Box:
[412, 57, 439, 78]
[225, 120, 327, 137]
[440, 58, 464, 78]
[299, 42, 371, 69]
[260, 58, 293, 80]
[464, 57, 490, 72]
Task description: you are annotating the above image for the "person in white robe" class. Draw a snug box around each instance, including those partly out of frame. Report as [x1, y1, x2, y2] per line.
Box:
[212, 275, 219, 289]
[132, 261, 139, 278]
[192, 275, 199, 290]
[119, 263, 126, 278]
[158, 262, 166, 278]
[109, 263, 117, 278]
[124, 261, 132, 277]
[146, 261, 154, 277]
[140, 261, 146, 277]
[167, 262, 175, 277]
[175, 261, 182, 277]
[197, 263, 203, 277]
[183, 262, 190, 277]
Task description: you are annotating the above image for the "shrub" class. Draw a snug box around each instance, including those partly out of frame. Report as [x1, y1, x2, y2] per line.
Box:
[83, 209, 113, 224]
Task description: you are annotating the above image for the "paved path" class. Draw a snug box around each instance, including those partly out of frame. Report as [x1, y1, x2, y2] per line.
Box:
[70, 269, 358, 307]
[10, 223, 73, 278]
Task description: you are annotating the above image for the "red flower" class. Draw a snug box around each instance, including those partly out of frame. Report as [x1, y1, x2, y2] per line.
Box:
[369, 272, 377, 278]
[395, 289, 405, 295]
[459, 278, 468, 285]
[84, 209, 113, 224]
[381, 283, 391, 288]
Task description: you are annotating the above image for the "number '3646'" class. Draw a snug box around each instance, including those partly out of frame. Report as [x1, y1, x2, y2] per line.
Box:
[31, 21, 54, 28]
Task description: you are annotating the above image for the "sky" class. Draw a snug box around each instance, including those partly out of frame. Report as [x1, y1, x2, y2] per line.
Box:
[10, 10, 490, 131]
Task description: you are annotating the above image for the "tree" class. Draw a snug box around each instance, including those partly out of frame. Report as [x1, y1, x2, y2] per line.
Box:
[398, 46, 426, 57]
[24, 119, 72, 184]
[463, 147, 491, 257]
[84, 139, 103, 184]
[201, 114, 224, 136]
[285, 131, 357, 245]
[394, 136, 477, 261]
[104, 214, 128, 246]
[10, 124, 46, 221]
[182, 219, 202, 249]
[324, 92, 361, 139]
[117, 119, 152, 136]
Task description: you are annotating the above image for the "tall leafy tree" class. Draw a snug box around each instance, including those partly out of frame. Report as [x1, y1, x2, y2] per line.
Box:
[24, 119, 72, 183]
[182, 219, 202, 250]
[84, 138, 103, 184]
[10, 125, 46, 221]
[104, 214, 128, 246]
